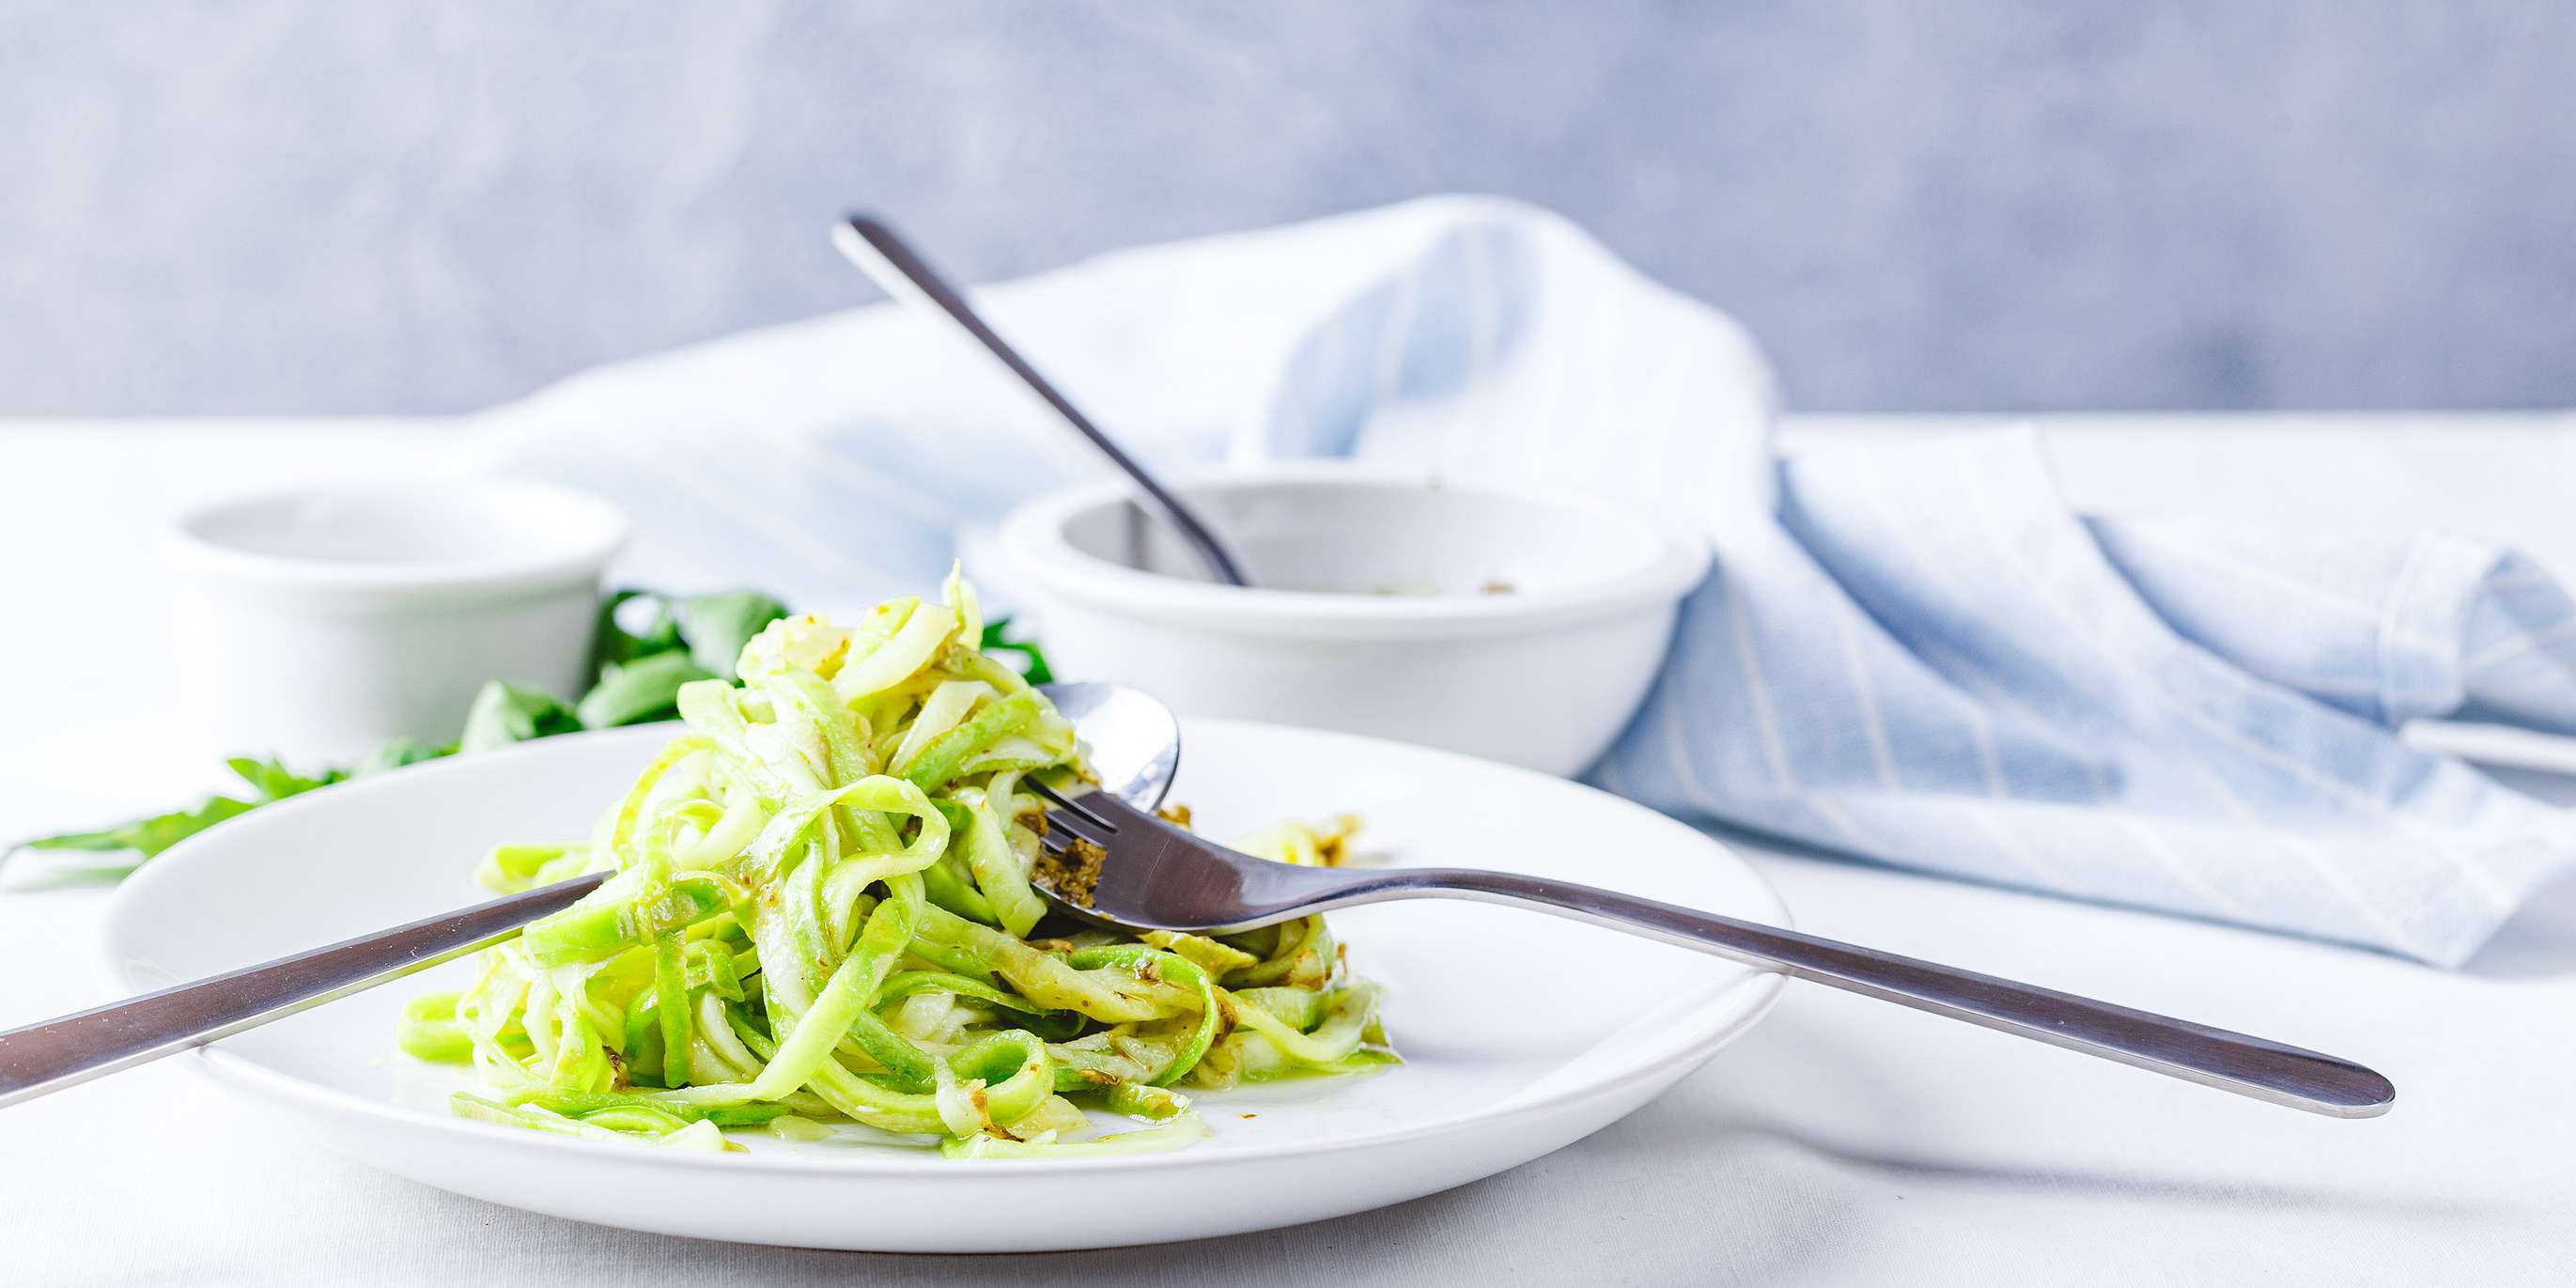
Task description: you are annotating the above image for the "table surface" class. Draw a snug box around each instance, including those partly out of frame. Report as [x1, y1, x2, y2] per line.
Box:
[3, 413, 2571, 1286]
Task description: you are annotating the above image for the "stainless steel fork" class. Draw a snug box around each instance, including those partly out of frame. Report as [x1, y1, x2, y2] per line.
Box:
[1027, 782, 2396, 1118]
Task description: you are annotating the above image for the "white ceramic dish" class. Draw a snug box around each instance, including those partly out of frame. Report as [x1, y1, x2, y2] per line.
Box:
[996, 464, 1711, 778]
[102, 720, 1784, 1252]
[169, 480, 627, 762]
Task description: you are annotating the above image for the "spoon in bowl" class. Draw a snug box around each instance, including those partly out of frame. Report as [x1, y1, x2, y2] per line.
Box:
[830, 213, 1252, 588]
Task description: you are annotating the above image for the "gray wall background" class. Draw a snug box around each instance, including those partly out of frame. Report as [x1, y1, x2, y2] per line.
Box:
[5, 2, 2570, 415]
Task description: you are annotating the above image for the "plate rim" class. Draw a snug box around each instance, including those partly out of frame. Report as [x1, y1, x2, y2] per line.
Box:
[102, 719, 1790, 1177]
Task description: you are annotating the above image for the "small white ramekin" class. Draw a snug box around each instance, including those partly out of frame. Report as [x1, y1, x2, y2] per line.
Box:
[169, 480, 627, 762]
[997, 464, 1711, 776]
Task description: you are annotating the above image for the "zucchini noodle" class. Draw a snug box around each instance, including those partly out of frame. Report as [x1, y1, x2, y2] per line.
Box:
[402, 573, 1396, 1155]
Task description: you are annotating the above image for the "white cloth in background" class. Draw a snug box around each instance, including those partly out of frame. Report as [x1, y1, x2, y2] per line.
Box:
[481, 194, 2576, 966]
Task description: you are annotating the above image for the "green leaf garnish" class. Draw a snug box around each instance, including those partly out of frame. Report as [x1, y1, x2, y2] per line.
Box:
[674, 591, 788, 681]
[979, 617, 1055, 685]
[592, 588, 683, 669]
[576, 651, 717, 729]
[17, 795, 259, 861]
[459, 681, 583, 753]
[225, 755, 346, 802]
[353, 737, 456, 777]
[9, 583, 822, 877]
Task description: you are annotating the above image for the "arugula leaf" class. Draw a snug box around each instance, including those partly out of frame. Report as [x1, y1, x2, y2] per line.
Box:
[459, 681, 583, 753]
[16, 794, 259, 862]
[9, 583, 793, 877]
[353, 737, 455, 777]
[593, 589, 683, 669]
[9, 754, 345, 869]
[225, 756, 346, 802]
[576, 651, 716, 729]
[674, 591, 787, 681]
[979, 617, 1056, 685]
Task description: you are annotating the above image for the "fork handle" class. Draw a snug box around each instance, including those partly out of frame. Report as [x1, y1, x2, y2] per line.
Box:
[0, 873, 605, 1110]
[1377, 868, 2394, 1117]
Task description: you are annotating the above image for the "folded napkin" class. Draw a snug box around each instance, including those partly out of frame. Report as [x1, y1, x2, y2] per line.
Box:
[481, 195, 2576, 966]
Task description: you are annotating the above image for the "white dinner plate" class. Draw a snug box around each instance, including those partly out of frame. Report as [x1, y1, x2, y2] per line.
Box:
[102, 720, 1787, 1251]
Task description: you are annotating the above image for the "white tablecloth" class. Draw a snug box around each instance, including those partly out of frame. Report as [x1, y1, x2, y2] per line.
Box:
[3, 414, 2570, 1286]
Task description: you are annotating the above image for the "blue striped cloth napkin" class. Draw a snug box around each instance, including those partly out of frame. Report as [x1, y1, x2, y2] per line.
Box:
[484, 195, 2576, 966]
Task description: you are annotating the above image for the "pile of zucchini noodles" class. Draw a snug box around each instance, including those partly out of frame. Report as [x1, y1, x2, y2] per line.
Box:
[399, 574, 1394, 1157]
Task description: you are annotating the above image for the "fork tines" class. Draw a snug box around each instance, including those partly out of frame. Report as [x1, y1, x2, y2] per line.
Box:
[1025, 779, 1120, 856]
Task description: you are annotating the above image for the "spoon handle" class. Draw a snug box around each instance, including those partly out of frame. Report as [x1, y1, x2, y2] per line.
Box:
[830, 213, 1251, 587]
[1383, 868, 2396, 1117]
[0, 874, 604, 1110]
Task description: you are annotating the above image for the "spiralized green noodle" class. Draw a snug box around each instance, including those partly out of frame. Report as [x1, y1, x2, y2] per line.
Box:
[403, 573, 1395, 1155]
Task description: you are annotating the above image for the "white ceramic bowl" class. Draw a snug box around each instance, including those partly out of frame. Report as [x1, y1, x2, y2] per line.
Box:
[997, 464, 1710, 776]
[170, 480, 627, 762]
